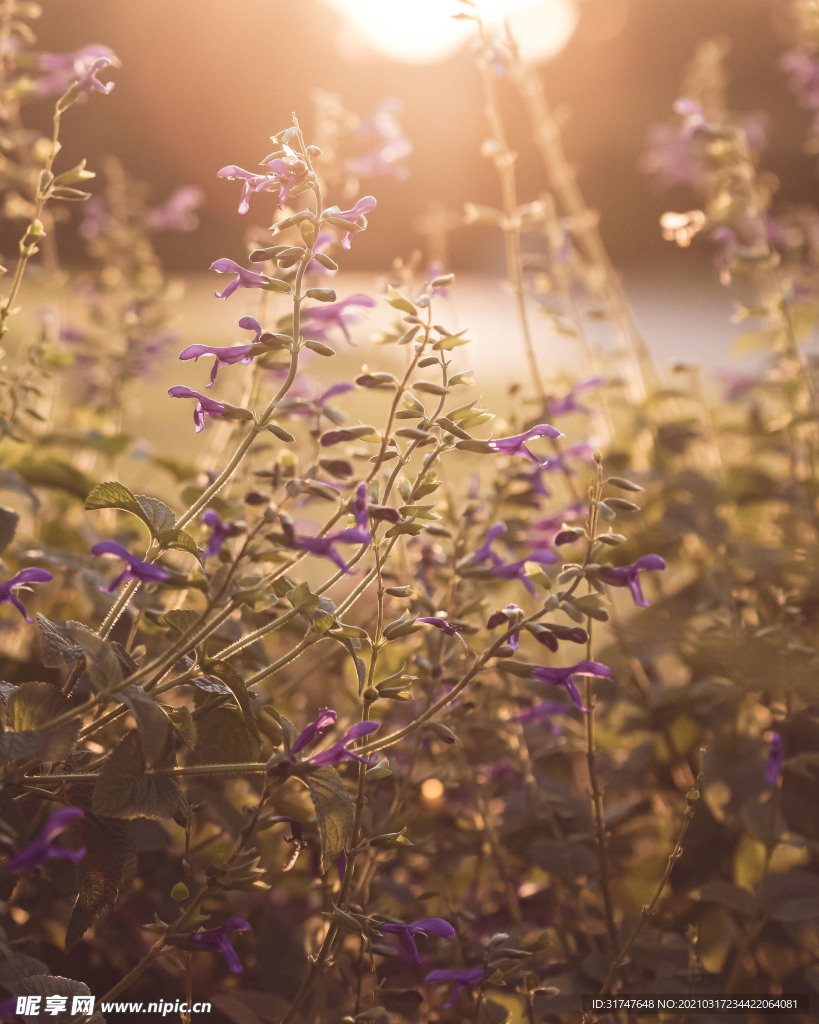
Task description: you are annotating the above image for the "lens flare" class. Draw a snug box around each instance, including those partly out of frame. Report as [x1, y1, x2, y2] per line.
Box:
[325, 0, 578, 65]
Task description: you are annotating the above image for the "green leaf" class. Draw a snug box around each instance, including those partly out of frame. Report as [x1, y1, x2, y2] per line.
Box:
[134, 494, 176, 536]
[60, 623, 130, 693]
[85, 480, 145, 520]
[14, 975, 105, 1023]
[156, 526, 202, 561]
[157, 608, 201, 633]
[386, 285, 416, 315]
[305, 765, 355, 873]
[157, 703, 197, 749]
[16, 457, 91, 499]
[67, 811, 136, 951]
[0, 730, 43, 762]
[287, 580, 321, 617]
[192, 708, 261, 766]
[204, 660, 258, 737]
[92, 730, 187, 820]
[37, 614, 84, 668]
[116, 686, 171, 768]
[0, 506, 19, 553]
[5, 682, 80, 761]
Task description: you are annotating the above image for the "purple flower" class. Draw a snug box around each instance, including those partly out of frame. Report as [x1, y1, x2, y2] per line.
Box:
[3, 808, 85, 872]
[473, 523, 556, 595]
[549, 378, 603, 417]
[765, 732, 783, 786]
[202, 509, 231, 558]
[0, 568, 53, 623]
[189, 918, 252, 975]
[781, 50, 819, 110]
[425, 966, 485, 1009]
[329, 196, 376, 250]
[34, 45, 117, 97]
[539, 442, 595, 476]
[486, 423, 562, 466]
[377, 917, 455, 964]
[287, 381, 355, 422]
[598, 554, 666, 608]
[168, 385, 227, 432]
[147, 186, 204, 232]
[91, 541, 170, 592]
[179, 317, 264, 386]
[486, 604, 523, 650]
[72, 56, 116, 98]
[346, 99, 411, 180]
[673, 97, 714, 138]
[351, 482, 369, 531]
[639, 122, 701, 189]
[301, 293, 376, 343]
[292, 526, 371, 574]
[217, 165, 281, 215]
[218, 144, 308, 213]
[210, 259, 270, 300]
[529, 661, 612, 711]
[290, 708, 380, 767]
[416, 617, 468, 650]
[518, 699, 577, 735]
[290, 708, 337, 756]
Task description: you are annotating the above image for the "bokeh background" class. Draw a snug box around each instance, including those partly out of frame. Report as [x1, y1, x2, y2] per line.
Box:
[32, 0, 812, 268]
[17, 0, 819, 370]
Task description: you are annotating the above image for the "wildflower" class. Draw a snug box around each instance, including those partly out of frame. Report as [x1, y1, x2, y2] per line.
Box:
[673, 97, 714, 138]
[218, 143, 309, 213]
[286, 381, 355, 423]
[473, 523, 556, 595]
[179, 316, 265, 386]
[332, 196, 378, 249]
[301, 293, 376, 343]
[188, 918, 252, 975]
[416, 617, 468, 650]
[518, 700, 577, 736]
[351, 482, 369, 530]
[486, 604, 524, 650]
[781, 50, 819, 110]
[425, 966, 486, 1009]
[210, 259, 270, 300]
[167, 385, 226, 432]
[289, 708, 379, 767]
[346, 99, 412, 180]
[598, 554, 666, 608]
[147, 186, 204, 232]
[529, 661, 612, 711]
[548, 378, 603, 417]
[377, 917, 455, 964]
[33, 45, 117, 97]
[486, 423, 562, 467]
[3, 808, 85, 872]
[91, 541, 169, 592]
[538, 442, 595, 476]
[292, 526, 370, 574]
[201, 509, 231, 558]
[765, 732, 783, 786]
[640, 122, 701, 188]
[0, 568, 53, 623]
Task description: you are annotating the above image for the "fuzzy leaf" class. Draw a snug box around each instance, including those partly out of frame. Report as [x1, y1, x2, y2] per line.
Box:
[92, 730, 187, 820]
[5, 682, 80, 761]
[37, 614, 84, 668]
[67, 811, 137, 950]
[116, 686, 171, 768]
[85, 480, 145, 520]
[193, 708, 260, 766]
[157, 703, 197, 748]
[134, 494, 176, 536]
[204, 660, 259, 737]
[305, 766, 355, 873]
[156, 527, 201, 562]
[14, 975, 105, 1023]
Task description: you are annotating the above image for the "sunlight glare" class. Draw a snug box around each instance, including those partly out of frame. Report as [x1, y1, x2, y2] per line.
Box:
[324, 0, 578, 64]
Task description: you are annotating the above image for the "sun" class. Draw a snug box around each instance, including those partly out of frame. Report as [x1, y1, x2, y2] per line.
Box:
[323, 0, 578, 65]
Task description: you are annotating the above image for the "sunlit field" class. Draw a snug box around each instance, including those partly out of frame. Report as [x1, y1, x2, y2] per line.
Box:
[1, 2, 818, 1023]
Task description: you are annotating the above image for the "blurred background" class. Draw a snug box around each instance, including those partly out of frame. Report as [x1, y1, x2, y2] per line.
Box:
[17, 0, 818, 370]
